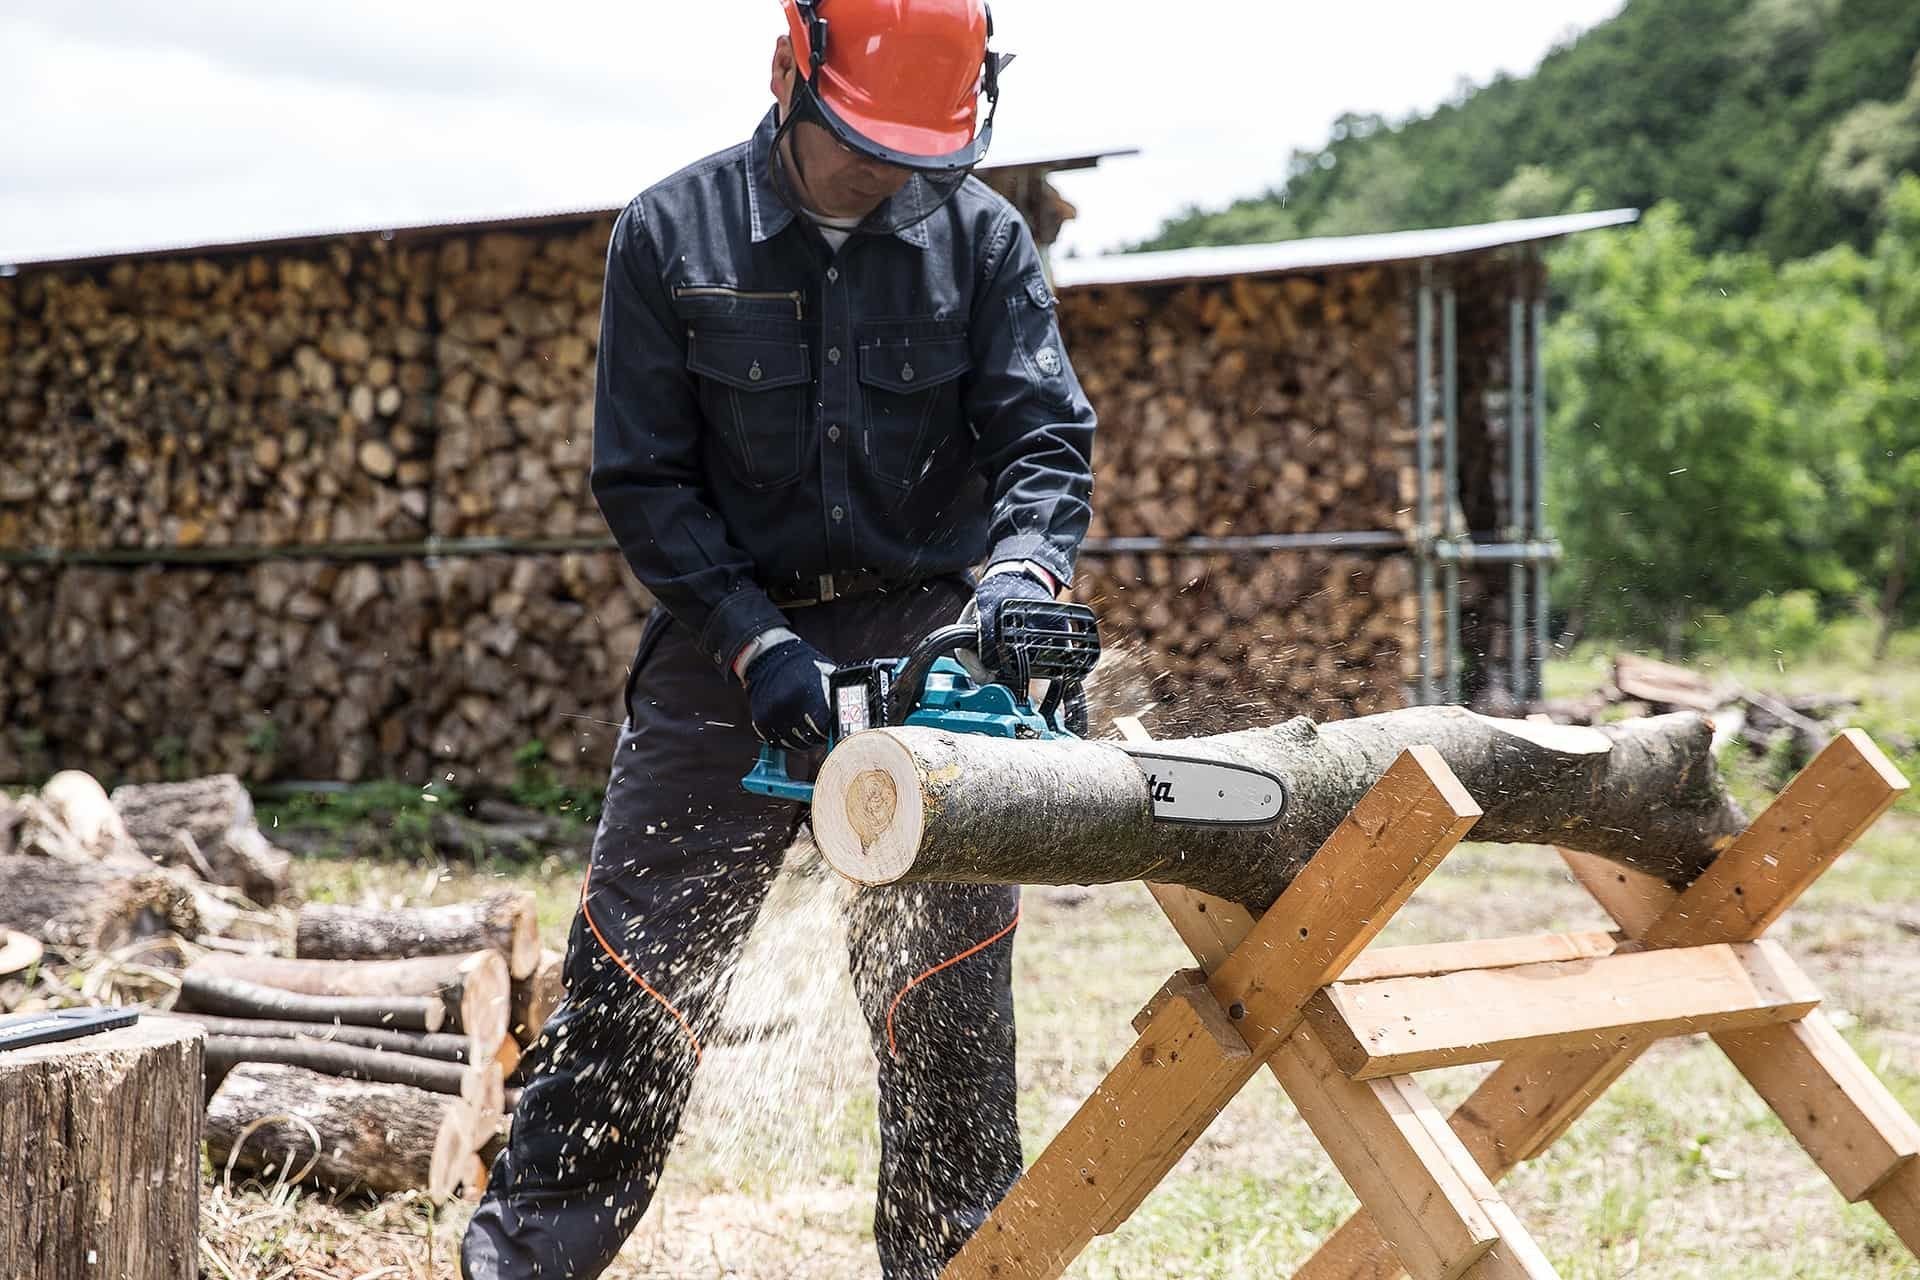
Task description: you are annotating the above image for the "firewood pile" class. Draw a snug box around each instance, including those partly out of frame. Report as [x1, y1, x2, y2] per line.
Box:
[429, 224, 612, 540]
[0, 552, 650, 785]
[1058, 271, 1419, 722]
[1539, 653, 1886, 767]
[1074, 551, 1417, 727]
[0, 769, 560, 1203]
[0, 239, 437, 552]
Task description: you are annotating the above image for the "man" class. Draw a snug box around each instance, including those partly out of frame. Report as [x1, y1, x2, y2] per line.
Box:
[463, 1, 1096, 1276]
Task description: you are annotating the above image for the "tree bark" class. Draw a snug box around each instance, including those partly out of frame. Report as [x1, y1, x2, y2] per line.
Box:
[0, 854, 201, 951]
[205, 1062, 478, 1200]
[189, 950, 509, 1046]
[813, 708, 1746, 912]
[111, 774, 292, 905]
[174, 1014, 475, 1062]
[177, 971, 445, 1033]
[0, 1015, 202, 1279]
[295, 890, 539, 979]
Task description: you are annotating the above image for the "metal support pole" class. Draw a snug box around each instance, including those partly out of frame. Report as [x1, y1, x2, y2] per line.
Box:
[1531, 293, 1550, 702]
[1441, 284, 1461, 703]
[1507, 290, 1529, 703]
[1415, 267, 1436, 706]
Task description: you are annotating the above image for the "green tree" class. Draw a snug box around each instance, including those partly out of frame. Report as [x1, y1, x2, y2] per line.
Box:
[1860, 175, 1920, 650]
[1545, 206, 1880, 648]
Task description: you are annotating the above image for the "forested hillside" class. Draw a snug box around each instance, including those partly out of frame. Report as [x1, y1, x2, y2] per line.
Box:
[1138, 0, 1920, 261]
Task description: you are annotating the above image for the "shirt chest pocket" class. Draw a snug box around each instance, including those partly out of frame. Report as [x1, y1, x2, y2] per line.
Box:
[855, 332, 972, 489]
[686, 330, 812, 491]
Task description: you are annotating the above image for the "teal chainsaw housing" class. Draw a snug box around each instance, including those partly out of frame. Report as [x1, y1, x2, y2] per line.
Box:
[740, 658, 1078, 804]
[742, 601, 1099, 806]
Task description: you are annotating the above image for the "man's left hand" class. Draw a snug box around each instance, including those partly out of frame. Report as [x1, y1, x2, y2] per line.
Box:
[971, 565, 1056, 682]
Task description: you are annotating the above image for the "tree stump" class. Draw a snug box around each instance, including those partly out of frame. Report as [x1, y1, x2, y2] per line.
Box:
[0, 1016, 203, 1279]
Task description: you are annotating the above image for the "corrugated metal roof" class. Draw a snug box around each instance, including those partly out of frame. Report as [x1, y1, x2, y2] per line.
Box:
[1050, 208, 1640, 290]
[0, 147, 1138, 272]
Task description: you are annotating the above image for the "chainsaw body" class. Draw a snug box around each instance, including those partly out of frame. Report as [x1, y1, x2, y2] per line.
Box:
[743, 600, 1097, 804]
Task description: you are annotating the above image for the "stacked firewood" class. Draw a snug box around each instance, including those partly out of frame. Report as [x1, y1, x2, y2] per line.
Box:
[429, 223, 613, 540]
[0, 238, 436, 552]
[1057, 272, 1418, 721]
[1060, 271, 1414, 543]
[1075, 551, 1417, 726]
[185, 894, 561, 1202]
[0, 553, 650, 786]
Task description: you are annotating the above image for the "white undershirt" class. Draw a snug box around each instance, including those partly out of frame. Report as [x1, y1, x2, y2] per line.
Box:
[808, 210, 861, 252]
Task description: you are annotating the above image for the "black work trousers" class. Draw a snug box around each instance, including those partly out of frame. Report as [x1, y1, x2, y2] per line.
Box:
[463, 576, 1022, 1280]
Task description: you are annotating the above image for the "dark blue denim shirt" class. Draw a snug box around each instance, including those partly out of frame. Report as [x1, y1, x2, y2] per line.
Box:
[590, 108, 1097, 672]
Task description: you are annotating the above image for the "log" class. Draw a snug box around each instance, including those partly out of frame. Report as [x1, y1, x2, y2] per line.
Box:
[177, 971, 445, 1033]
[0, 854, 200, 951]
[0, 1015, 202, 1278]
[189, 950, 510, 1046]
[295, 890, 539, 979]
[37, 770, 143, 864]
[174, 1013, 475, 1062]
[202, 1035, 486, 1098]
[205, 1062, 475, 1200]
[814, 708, 1747, 911]
[111, 774, 292, 904]
[509, 948, 564, 1046]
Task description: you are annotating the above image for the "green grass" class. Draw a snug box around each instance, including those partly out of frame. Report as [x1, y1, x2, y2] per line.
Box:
[269, 625, 1920, 1278]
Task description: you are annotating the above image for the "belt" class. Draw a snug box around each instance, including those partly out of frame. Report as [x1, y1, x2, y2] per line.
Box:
[766, 572, 919, 608]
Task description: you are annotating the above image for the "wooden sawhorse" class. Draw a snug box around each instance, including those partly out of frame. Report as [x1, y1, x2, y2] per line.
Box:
[943, 725, 1914, 1279]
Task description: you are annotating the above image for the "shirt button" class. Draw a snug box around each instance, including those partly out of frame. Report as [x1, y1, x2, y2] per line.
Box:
[827, 424, 842, 442]
[827, 346, 842, 365]
[831, 506, 845, 523]
[826, 267, 840, 284]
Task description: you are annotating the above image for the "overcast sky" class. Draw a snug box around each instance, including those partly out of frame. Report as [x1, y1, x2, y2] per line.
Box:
[0, 2, 1624, 266]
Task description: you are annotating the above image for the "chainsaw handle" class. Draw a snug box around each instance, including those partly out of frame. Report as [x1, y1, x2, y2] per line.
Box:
[888, 624, 982, 726]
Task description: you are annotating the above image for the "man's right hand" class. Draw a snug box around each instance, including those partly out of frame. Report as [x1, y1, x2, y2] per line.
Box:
[745, 638, 835, 750]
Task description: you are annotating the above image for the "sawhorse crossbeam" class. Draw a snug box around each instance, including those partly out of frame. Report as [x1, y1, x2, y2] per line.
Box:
[942, 723, 1913, 1280]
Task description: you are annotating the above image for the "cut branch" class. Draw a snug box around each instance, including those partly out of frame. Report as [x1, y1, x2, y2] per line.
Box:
[813, 708, 1746, 912]
[295, 891, 539, 979]
[177, 972, 445, 1033]
[202, 1035, 484, 1097]
[188, 950, 509, 1047]
[174, 1013, 475, 1063]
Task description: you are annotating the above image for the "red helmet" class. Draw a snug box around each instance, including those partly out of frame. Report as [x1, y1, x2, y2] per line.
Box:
[781, 0, 1007, 172]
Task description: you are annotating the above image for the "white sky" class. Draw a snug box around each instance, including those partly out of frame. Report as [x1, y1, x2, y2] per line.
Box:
[0, 2, 1625, 266]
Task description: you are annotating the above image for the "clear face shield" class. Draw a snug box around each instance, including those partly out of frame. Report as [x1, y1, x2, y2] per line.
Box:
[769, 5, 1010, 238]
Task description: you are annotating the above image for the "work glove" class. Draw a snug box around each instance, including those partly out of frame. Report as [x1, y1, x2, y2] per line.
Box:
[745, 638, 835, 750]
[969, 565, 1056, 683]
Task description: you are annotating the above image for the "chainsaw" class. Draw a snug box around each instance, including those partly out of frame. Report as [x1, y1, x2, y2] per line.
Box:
[741, 600, 1286, 827]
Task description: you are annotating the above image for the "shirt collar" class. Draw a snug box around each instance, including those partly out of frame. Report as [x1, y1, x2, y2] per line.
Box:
[745, 107, 931, 250]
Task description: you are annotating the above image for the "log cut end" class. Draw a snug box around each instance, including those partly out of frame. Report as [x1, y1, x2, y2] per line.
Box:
[813, 732, 926, 885]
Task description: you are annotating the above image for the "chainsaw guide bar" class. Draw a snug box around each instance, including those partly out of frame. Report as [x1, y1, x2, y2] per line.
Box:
[1117, 747, 1287, 827]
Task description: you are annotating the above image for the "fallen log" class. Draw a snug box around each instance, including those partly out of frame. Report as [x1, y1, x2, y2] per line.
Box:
[0, 1015, 203, 1279]
[177, 972, 445, 1033]
[813, 708, 1747, 912]
[205, 1062, 476, 1201]
[202, 1035, 484, 1098]
[189, 950, 509, 1047]
[111, 775, 292, 905]
[0, 854, 201, 951]
[295, 891, 539, 979]
[174, 1013, 475, 1062]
